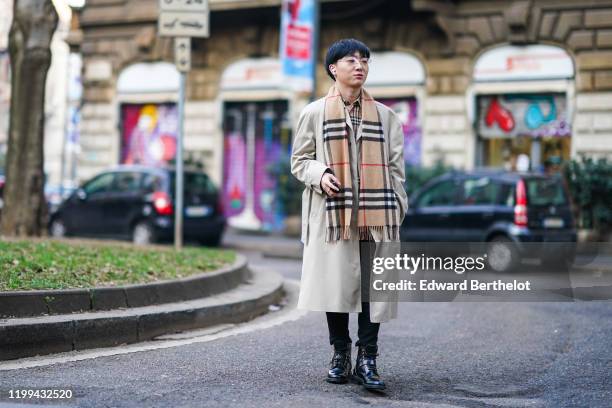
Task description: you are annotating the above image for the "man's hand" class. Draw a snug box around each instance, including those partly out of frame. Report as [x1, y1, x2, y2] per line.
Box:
[321, 172, 341, 197]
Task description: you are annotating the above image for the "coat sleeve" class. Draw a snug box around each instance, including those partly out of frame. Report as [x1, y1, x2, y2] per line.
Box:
[388, 113, 409, 223]
[291, 106, 329, 195]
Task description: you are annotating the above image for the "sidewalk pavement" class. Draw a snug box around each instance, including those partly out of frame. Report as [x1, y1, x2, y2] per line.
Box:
[222, 228, 303, 259]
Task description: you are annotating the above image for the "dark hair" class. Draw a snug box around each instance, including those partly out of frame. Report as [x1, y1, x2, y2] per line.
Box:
[324, 38, 371, 81]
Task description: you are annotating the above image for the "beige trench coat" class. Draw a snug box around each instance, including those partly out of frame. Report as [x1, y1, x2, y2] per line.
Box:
[291, 96, 408, 323]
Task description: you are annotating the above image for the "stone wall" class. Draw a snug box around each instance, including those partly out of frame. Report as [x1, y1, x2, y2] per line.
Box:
[74, 0, 612, 181]
[574, 92, 612, 157]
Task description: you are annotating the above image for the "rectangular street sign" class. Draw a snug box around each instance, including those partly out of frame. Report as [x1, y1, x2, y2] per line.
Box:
[159, 0, 208, 12]
[158, 11, 210, 37]
[175, 37, 191, 72]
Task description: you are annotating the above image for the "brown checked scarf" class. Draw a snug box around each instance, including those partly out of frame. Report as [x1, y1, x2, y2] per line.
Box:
[323, 85, 400, 242]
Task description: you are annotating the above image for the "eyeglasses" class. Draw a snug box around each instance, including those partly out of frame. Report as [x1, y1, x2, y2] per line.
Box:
[338, 57, 370, 66]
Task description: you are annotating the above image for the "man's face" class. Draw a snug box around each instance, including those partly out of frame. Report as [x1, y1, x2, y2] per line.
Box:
[329, 52, 369, 88]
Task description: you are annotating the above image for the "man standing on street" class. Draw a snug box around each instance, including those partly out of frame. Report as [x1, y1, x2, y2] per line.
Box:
[291, 38, 408, 391]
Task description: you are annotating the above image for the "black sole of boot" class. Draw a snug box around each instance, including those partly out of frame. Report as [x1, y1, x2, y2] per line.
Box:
[326, 377, 350, 384]
[351, 374, 386, 391]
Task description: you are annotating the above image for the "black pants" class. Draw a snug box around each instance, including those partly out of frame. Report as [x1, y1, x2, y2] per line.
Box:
[326, 302, 379, 353]
[326, 240, 379, 354]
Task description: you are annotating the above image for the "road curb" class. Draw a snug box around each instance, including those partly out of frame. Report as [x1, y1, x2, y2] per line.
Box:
[0, 255, 249, 318]
[0, 267, 284, 361]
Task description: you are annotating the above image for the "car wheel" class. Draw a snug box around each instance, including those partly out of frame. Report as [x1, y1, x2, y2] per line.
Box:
[486, 236, 519, 273]
[132, 222, 155, 246]
[50, 218, 67, 238]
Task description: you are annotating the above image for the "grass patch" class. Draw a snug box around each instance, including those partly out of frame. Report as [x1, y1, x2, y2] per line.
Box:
[0, 239, 236, 291]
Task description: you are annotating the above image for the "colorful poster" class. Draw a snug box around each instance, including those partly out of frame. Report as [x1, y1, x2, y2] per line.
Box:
[120, 103, 178, 166]
[380, 97, 422, 166]
[477, 94, 571, 139]
[222, 101, 291, 231]
[279, 0, 315, 92]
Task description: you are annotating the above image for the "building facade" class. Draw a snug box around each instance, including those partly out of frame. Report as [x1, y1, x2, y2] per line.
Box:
[75, 0, 612, 229]
[0, 0, 80, 186]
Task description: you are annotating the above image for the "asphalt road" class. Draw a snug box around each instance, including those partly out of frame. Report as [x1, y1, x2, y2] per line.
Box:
[1, 251, 611, 408]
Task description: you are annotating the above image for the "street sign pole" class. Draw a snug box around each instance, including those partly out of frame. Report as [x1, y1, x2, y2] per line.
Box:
[173, 36, 190, 251]
[174, 69, 186, 250]
[158, 0, 209, 251]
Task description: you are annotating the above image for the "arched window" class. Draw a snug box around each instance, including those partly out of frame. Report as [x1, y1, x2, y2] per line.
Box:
[220, 58, 283, 91]
[471, 45, 575, 171]
[117, 62, 180, 95]
[366, 51, 426, 87]
[219, 58, 291, 231]
[474, 44, 574, 82]
[117, 62, 180, 167]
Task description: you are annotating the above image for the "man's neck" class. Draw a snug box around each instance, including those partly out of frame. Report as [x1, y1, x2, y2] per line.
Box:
[335, 83, 361, 105]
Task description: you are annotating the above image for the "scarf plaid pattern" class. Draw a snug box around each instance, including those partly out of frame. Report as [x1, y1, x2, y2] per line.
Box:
[323, 85, 399, 242]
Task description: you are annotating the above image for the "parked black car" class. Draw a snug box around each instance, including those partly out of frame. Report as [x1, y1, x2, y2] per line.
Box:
[400, 170, 577, 272]
[49, 165, 225, 246]
[45, 183, 78, 215]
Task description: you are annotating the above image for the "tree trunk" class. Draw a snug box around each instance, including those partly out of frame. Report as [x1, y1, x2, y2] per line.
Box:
[0, 0, 58, 237]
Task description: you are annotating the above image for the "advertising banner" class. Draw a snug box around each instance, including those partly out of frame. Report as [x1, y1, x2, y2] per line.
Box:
[279, 0, 315, 92]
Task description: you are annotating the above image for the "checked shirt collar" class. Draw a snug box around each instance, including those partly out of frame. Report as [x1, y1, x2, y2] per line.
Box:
[342, 92, 362, 130]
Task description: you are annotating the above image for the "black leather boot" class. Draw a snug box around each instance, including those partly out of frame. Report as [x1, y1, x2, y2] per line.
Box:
[327, 346, 352, 384]
[353, 346, 386, 390]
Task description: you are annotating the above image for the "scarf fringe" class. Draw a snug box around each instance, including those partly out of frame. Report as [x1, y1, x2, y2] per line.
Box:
[326, 226, 352, 243]
[327, 225, 400, 243]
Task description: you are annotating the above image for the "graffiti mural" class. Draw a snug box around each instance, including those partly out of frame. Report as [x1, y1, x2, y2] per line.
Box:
[380, 97, 422, 166]
[120, 104, 178, 166]
[222, 101, 290, 231]
[224, 130, 247, 215]
[478, 94, 571, 139]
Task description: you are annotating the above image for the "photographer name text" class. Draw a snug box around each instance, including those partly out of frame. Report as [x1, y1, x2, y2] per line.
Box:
[373, 279, 532, 291]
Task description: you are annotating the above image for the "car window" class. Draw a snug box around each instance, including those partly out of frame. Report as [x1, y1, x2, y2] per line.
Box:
[459, 177, 500, 205]
[498, 184, 514, 206]
[170, 172, 217, 196]
[112, 172, 142, 193]
[417, 180, 458, 207]
[526, 177, 567, 206]
[83, 173, 114, 196]
[142, 173, 164, 193]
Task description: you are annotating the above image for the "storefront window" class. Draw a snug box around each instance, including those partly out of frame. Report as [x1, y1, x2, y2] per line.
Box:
[222, 100, 290, 232]
[476, 93, 571, 172]
[473, 45, 574, 173]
